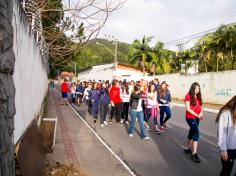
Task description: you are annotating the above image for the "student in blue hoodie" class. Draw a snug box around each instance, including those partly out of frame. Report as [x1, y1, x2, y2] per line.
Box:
[157, 81, 172, 132]
[89, 82, 100, 123]
[99, 82, 110, 127]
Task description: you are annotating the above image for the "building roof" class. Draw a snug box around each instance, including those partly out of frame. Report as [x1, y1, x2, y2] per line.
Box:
[78, 62, 144, 73]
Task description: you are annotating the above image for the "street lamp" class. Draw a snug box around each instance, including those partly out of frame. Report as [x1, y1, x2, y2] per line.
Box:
[96, 38, 118, 70]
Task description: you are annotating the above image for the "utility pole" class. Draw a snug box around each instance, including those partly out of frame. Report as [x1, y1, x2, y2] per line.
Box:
[114, 38, 118, 71]
[74, 62, 77, 78]
[96, 37, 118, 70]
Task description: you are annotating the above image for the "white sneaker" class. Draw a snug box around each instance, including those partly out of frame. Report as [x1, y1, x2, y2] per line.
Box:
[125, 121, 129, 125]
[120, 119, 124, 124]
[143, 136, 150, 140]
[145, 125, 151, 131]
[101, 124, 104, 128]
[103, 121, 108, 125]
[129, 134, 134, 138]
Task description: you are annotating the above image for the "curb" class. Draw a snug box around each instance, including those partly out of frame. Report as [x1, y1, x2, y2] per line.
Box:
[172, 103, 219, 114]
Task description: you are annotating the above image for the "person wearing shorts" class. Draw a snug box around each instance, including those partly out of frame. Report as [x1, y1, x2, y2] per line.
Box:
[61, 78, 70, 105]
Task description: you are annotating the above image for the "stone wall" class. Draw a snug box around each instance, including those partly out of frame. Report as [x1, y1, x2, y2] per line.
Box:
[0, 0, 16, 175]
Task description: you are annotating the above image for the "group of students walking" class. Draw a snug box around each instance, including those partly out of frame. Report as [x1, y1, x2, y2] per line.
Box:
[60, 78, 236, 176]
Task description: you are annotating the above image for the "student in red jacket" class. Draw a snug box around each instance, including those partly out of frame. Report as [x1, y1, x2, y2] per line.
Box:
[109, 79, 122, 123]
[61, 78, 70, 105]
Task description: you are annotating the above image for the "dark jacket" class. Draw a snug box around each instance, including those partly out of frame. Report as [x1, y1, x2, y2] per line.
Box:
[130, 92, 142, 110]
[157, 90, 171, 104]
[100, 88, 110, 104]
[76, 84, 84, 94]
[154, 83, 160, 92]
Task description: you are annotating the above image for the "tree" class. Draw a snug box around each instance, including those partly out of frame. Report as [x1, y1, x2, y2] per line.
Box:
[151, 41, 172, 75]
[23, 0, 127, 74]
[194, 24, 236, 73]
[130, 36, 154, 75]
[216, 25, 236, 70]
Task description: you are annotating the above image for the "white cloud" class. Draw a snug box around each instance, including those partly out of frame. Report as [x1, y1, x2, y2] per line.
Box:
[98, 0, 236, 49]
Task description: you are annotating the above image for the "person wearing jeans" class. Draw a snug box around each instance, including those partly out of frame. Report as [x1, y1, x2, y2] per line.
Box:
[184, 82, 203, 163]
[216, 95, 236, 176]
[159, 106, 171, 127]
[157, 81, 172, 131]
[128, 85, 149, 140]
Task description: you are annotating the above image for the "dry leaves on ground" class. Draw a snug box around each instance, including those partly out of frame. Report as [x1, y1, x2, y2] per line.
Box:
[45, 162, 87, 176]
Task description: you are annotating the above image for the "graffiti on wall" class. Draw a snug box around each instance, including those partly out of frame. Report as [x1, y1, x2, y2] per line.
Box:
[215, 89, 233, 97]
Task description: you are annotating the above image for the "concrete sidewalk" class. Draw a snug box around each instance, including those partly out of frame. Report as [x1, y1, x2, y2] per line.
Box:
[45, 88, 131, 176]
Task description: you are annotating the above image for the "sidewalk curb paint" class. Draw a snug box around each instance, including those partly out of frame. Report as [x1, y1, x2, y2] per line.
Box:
[172, 103, 219, 114]
[54, 88, 136, 176]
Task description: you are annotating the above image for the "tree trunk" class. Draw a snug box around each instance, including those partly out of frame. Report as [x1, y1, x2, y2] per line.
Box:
[204, 61, 207, 73]
[217, 57, 219, 72]
[231, 48, 235, 70]
[0, 0, 16, 175]
[143, 66, 145, 76]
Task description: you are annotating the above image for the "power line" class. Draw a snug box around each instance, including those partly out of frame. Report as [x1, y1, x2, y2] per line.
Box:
[164, 21, 236, 46]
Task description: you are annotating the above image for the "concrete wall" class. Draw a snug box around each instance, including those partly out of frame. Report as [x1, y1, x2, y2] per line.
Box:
[12, 0, 48, 144]
[145, 71, 236, 105]
[0, 0, 16, 174]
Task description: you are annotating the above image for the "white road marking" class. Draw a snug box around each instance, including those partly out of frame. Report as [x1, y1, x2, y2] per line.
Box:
[55, 88, 136, 176]
[69, 104, 137, 176]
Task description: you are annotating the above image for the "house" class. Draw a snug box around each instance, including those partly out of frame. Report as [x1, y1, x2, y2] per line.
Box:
[78, 63, 146, 81]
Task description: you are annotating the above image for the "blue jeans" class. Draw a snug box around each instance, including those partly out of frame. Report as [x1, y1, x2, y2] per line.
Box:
[186, 118, 200, 141]
[160, 106, 171, 126]
[128, 110, 146, 139]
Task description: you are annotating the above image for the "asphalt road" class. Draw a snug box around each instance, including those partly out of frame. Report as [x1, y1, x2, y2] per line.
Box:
[55, 85, 230, 176]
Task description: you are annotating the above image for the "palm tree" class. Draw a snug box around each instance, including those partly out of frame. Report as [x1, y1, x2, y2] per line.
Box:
[130, 36, 154, 76]
[151, 41, 166, 75]
[216, 25, 236, 70]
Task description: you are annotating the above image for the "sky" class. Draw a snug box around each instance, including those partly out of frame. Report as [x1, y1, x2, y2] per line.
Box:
[98, 0, 236, 50]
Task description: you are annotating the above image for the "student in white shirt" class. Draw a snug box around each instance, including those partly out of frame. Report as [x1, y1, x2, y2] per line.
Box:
[145, 84, 160, 133]
[216, 95, 236, 176]
[121, 83, 130, 125]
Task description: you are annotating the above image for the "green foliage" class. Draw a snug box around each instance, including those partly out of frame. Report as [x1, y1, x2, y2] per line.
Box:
[128, 36, 154, 75]
[50, 22, 236, 76]
[73, 38, 130, 70]
[194, 24, 236, 72]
